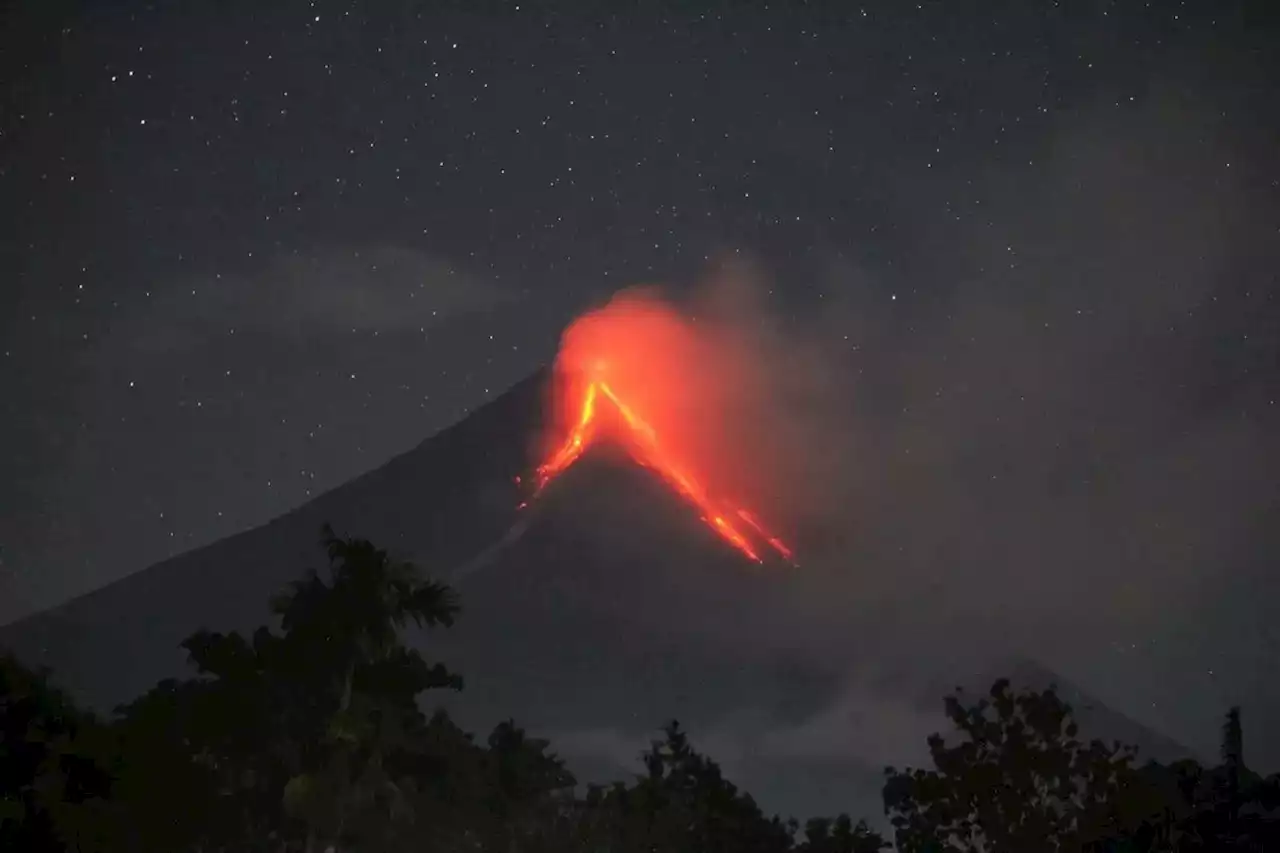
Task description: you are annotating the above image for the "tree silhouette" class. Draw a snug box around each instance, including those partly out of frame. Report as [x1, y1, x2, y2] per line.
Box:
[1220, 706, 1244, 844]
[270, 524, 462, 852]
[797, 814, 891, 853]
[0, 654, 115, 853]
[1142, 706, 1280, 851]
[108, 676, 234, 851]
[580, 719, 854, 853]
[467, 719, 579, 852]
[109, 525, 464, 852]
[882, 678, 1156, 852]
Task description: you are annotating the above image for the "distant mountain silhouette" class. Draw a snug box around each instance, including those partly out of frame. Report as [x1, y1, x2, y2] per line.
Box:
[998, 658, 1196, 764]
[0, 367, 1194, 822]
[938, 658, 1198, 766]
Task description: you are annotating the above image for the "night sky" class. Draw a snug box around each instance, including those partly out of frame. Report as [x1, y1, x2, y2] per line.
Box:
[2, 0, 1278, 767]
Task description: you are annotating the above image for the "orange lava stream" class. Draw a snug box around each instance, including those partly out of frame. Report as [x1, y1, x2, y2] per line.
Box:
[533, 379, 794, 565]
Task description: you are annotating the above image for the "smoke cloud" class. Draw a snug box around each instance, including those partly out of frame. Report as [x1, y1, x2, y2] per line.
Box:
[545, 85, 1279, 775]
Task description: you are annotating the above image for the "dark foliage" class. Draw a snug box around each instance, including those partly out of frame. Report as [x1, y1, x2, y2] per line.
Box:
[0, 654, 115, 852]
[882, 681, 1280, 852]
[2, 525, 1276, 851]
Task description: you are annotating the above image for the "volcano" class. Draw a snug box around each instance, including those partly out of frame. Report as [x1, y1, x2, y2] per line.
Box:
[0, 368, 1195, 823]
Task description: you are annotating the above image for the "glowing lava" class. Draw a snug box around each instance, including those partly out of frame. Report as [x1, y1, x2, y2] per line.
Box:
[529, 291, 795, 566]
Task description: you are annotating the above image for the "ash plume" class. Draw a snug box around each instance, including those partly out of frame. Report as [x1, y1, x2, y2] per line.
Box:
[553, 88, 1278, 768]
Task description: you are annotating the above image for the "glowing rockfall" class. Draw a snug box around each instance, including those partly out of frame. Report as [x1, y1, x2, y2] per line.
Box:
[528, 291, 795, 566]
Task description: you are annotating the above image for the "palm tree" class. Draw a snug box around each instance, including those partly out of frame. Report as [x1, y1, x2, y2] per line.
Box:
[273, 523, 460, 711]
[271, 525, 462, 853]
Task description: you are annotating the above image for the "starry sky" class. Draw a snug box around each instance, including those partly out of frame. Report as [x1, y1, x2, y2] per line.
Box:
[2, 0, 1278, 761]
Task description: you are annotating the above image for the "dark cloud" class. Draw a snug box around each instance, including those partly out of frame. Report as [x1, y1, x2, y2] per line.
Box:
[101, 245, 522, 357]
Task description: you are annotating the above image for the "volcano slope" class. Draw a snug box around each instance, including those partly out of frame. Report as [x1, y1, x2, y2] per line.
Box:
[0, 368, 1193, 823]
[0, 369, 548, 710]
[0, 369, 851, 811]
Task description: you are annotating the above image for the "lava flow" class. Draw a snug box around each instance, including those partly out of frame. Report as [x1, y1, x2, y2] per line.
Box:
[527, 291, 796, 566]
